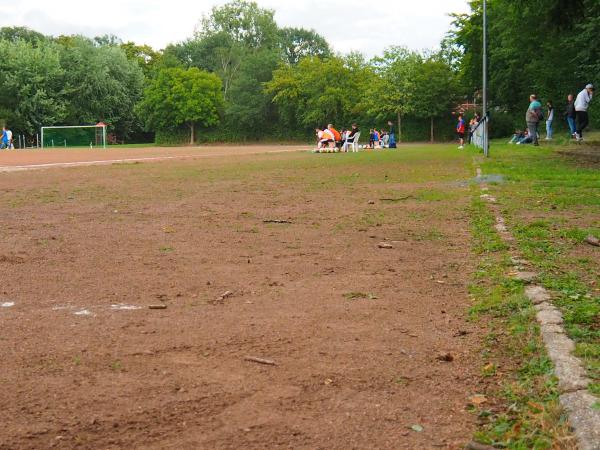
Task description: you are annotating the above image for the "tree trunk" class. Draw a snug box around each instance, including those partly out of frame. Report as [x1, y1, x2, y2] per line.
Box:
[189, 122, 195, 145]
[397, 111, 402, 143]
[430, 117, 434, 143]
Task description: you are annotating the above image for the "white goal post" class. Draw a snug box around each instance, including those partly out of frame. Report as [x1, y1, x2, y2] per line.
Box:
[41, 124, 107, 149]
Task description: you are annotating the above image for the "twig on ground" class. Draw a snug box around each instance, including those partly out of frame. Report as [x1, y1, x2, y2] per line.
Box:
[263, 219, 292, 224]
[244, 356, 276, 366]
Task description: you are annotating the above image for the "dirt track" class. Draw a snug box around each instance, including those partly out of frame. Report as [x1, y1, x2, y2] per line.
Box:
[0, 147, 486, 449]
[0, 145, 308, 171]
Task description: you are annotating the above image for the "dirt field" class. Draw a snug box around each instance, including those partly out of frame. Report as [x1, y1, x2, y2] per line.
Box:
[0, 145, 487, 449]
[0, 145, 308, 171]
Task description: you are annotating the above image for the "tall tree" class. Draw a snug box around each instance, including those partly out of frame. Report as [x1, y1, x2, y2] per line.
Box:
[58, 36, 145, 138]
[0, 39, 66, 133]
[412, 55, 460, 142]
[278, 27, 331, 65]
[366, 47, 423, 142]
[137, 67, 223, 144]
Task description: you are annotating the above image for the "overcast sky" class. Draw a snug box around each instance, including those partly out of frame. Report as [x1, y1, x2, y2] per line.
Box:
[0, 0, 470, 57]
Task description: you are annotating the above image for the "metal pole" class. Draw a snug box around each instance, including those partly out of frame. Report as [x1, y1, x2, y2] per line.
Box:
[103, 126, 107, 149]
[483, 0, 489, 157]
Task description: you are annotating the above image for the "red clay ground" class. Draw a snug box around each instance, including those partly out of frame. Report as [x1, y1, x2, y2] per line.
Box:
[0, 145, 307, 171]
[0, 145, 487, 449]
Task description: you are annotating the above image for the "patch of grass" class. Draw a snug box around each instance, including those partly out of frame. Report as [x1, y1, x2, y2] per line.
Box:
[479, 142, 600, 393]
[467, 189, 574, 449]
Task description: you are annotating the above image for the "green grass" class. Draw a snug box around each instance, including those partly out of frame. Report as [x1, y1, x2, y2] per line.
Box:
[478, 140, 600, 395]
[468, 192, 573, 449]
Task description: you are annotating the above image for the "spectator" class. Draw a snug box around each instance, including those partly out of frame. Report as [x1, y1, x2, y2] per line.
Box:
[343, 124, 360, 152]
[327, 124, 342, 149]
[368, 129, 375, 149]
[525, 94, 542, 146]
[0, 126, 8, 150]
[6, 127, 13, 149]
[456, 113, 466, 149]
[574, 83, 594, 142]
[564, 94, 576, 137]
[508, 129, 526, 144]
[468, 113, 480, 144]
[516, 130, 533, 145]
[545, 101, 554, 140]
[381, 130, 389, 148]
[387, 120, 397, 148]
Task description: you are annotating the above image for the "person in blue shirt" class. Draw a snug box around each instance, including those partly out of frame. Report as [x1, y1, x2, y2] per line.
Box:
[525, 94, 542, 146]
[1, 126, 8, 150]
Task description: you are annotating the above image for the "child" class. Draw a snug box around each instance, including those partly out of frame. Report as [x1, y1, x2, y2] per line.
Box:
[456, 114, 465, 149]
[368, 129, 375, 149]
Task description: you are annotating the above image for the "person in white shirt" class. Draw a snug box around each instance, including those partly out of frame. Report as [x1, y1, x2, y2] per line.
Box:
[6, 128, 13, 149]
[574, 83, 594, 141]
[545, 101, 554, 140]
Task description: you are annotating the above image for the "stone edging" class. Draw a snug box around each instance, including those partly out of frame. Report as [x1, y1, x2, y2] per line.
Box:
[475, 167, 600, 450]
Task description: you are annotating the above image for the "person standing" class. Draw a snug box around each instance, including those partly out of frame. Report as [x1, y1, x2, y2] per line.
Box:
[456, 114, 466, 149]
[387, 120, 397, 148]
[545, 101, 554, 140]
[6, 127, 13, 149]
[565, 94, 576, 137]
[574, 83, 594, 141]
[526, 94, 542, 146]
[0, 127, 8, 150]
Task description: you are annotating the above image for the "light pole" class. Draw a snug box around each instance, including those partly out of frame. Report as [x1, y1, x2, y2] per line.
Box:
[483, 0, 489, 157]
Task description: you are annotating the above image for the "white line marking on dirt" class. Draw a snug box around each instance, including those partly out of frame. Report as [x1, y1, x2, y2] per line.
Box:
[73, 309, 93, 316]
[1, 302, 15, 307]
[111, 304, 142, 310]
[0, 148, 308, 172]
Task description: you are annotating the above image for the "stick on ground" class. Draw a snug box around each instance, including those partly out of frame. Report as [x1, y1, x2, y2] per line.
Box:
[244, 356, 276, 366]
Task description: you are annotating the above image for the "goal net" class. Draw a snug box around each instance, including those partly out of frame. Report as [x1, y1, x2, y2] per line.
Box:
[41, 124, 107, 149]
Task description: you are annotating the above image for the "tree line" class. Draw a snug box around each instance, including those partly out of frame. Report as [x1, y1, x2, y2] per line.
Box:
[1, 0, 597, 144]
[447, 0, 600, 136]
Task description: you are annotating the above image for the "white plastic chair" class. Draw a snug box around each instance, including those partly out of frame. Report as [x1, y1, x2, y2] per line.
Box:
[343, 132, 361, 152]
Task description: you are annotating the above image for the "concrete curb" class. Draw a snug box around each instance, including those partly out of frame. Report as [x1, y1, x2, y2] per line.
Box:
[476, 168, 600, 450]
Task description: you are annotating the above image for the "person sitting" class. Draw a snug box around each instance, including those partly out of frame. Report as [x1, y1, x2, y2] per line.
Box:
[343, 124, 360, 152]
[508, 129, 526, 144]
[327, 124, 342, 150]
[315, 127, 335, 152]
[515, 129, 532, 145]
[380, 130, 389, 148]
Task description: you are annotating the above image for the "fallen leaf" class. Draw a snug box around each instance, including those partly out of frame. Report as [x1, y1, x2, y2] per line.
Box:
[469, 394, 487, 406]
[410, 424, 424, 432]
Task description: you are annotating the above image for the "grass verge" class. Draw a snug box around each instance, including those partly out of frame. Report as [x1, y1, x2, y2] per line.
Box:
[468, 192, 575, 449]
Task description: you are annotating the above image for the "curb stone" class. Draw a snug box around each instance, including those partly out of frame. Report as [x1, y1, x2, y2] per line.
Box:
[476, 166, 599, 449]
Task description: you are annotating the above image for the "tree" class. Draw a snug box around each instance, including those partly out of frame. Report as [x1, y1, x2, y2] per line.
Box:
[120, 42, 161, 77]
[0, 39, 66, 134]
[412, 55, 460, 142]
[366, 47, 422, 142]
[0, 26, 46, 46]
[57, 36, 145, 138]
[266, 56, 370, 132]
[137, 67, 223, 144]
[197, 0, 279, 50]
[278, 27, 331, 65]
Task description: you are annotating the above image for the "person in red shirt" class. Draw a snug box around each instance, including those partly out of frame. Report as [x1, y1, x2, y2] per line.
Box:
[456, 114, 466, 149]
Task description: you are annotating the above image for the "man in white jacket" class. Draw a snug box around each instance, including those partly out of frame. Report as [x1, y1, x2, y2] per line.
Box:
[574, 83, 594, 141]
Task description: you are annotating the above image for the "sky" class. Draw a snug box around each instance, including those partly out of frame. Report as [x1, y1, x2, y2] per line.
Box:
[0, 0, 470, 57]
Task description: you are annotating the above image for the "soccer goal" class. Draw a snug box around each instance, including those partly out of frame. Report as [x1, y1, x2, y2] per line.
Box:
[41, 123, 107, 149]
